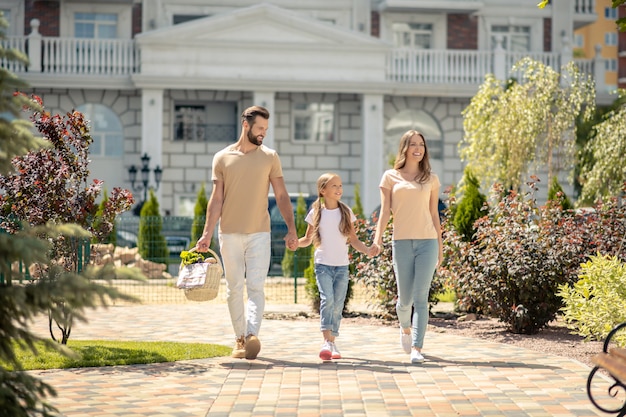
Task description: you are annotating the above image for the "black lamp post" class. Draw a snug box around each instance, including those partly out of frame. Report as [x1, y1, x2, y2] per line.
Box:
[128, 152, 162, 203]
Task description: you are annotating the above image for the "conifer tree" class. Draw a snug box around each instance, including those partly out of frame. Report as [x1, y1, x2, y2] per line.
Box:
[282, 194, 310, 277]
[190, 183, 208, 247]
[547, 176, 574, 211]
[452, 167, 487, 242]
[138, 189, 169, 263]
[0, 12, 140, 415]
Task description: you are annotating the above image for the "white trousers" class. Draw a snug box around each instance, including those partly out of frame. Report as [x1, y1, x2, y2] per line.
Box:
[219, 232, 271, 338]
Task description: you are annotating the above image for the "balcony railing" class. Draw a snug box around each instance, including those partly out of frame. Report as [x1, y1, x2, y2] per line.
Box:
[41, 37, 140, 75]
[386, 47, 604, 92]
[0, 36, 27, 73]
[1, 35, 604, 92]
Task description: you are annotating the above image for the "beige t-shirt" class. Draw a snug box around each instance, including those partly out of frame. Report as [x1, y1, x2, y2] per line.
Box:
[212, 145, 283, 234]
[379, 169, 440, 240]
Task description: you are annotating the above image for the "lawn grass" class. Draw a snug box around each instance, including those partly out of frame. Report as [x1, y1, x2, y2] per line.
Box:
[5, 340, 231, 371]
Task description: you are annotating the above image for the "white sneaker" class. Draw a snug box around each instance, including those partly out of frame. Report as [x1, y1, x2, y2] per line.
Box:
[319, 341, 332, 361]
[411, 349, 425, 364]
[330, 342, 341, 359]
[400, 329, 412, 354]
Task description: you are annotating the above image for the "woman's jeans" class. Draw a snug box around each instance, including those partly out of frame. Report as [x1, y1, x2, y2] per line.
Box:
[219, 232, 271, 338]
[392, 239, 438, 349]
[314, 264, 349, 337]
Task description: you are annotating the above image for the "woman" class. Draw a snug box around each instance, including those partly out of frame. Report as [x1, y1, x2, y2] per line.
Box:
[372, 130, 443, 363]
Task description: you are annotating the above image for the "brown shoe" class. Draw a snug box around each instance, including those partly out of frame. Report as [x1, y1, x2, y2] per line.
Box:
[232, 336, 245, 359]
[245, 334, 261, 360]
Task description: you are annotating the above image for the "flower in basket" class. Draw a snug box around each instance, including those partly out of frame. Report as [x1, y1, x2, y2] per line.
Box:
[180, 250, 217, 266]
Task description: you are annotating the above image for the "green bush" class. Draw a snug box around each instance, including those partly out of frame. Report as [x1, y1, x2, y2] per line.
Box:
[452, 167, 486, 242]
[304, 256, 319, 312]
[558, 254, 626, 345]
[190, 183, 208, 247]
[547, 176, 573, 211]
[439, 179, 588, 334]
[282, 194, 311, 277]
[138, 189, 169, 264]
[92, 188, 117, 245]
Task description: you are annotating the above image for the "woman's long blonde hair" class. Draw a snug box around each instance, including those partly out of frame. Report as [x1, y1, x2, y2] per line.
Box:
[310, 173, 353, 248]
[394, 130, 432, 184]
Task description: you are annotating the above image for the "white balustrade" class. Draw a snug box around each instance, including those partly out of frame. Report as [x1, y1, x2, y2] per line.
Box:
[1, 34, 601, 89]
[0, 36, 27, 73]
[40, 37, 139, 75]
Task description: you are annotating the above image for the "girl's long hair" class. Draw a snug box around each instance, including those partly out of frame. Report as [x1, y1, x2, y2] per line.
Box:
[393, 130, 432, 184]
[311, 173, 353, 248]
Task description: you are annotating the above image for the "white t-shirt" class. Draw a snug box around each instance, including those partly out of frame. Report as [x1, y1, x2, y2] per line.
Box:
[305, 206, 357, 266]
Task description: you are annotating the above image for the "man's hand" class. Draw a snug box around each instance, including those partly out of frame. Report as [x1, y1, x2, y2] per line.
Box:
[284, 231, 298, 251]
[196, 234, 211, 252]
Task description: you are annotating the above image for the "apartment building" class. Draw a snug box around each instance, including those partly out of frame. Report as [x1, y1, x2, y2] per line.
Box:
[0, 0, 609, 215]
[574, 0, 619, 92]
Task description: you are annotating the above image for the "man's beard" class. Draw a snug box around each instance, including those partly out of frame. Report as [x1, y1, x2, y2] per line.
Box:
[247, 130, 263, 146]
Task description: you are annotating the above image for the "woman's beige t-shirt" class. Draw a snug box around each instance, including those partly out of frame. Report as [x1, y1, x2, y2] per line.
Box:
[379, 169, 440, 240]
[212, 145, 282, 234]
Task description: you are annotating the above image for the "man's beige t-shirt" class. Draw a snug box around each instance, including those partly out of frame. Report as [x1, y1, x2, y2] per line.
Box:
[212, 145, 283, 234]
[379, 169, 440, 240]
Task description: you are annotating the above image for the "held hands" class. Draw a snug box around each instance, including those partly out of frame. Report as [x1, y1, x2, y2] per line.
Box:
[284, 231, 299, 252]
[369, 243, 382, 257]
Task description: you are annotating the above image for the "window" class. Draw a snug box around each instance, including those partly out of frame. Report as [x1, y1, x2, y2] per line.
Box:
[392, 22, 433, 49]
[384, 109, 443, 163]
[77, 104, 123, 157]
[605, 7, 618, 19]
[491, 25, 531, 52]
[75, 13, 118, 39]
[292, 103, 335, 143]
[1, 9, 10, 26]
[574, 34, 584, 48]
[605, 32, 617, 46]
[605, 58, 617, 72]
[174, 102, 237, 142]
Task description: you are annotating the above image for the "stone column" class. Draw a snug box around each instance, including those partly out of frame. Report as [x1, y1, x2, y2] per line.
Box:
[361, 94, 384, 215]
[141, 88, 164, 202]
[27, 19, 41, 73]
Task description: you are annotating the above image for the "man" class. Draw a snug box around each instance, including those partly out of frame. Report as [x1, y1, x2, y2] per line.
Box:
[196, 105, 298, 360]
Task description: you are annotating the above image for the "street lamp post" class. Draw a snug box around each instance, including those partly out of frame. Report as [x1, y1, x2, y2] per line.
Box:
[128, 152, 162, 205]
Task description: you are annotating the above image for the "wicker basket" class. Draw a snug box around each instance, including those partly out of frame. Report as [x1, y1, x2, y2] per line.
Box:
[179, 248, 224, 302]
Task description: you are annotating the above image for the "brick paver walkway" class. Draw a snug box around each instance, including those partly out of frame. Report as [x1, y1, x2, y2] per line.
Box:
[28, 304, 615, 417]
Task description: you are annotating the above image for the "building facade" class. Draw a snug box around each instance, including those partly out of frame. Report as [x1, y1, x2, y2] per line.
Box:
[0, 0, 611, 215]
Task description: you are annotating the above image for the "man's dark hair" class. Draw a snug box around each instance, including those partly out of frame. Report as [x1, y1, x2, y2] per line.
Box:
[241, 105, 270, 125]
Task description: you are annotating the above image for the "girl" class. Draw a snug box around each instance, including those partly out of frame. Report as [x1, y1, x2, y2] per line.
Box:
[371, 130, 443, 364]
[298, 173, 374, 360]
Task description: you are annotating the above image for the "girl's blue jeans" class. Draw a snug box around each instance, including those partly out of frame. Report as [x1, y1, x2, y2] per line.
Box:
[314, 264, 349, 337]
[392, 239, 438, 349]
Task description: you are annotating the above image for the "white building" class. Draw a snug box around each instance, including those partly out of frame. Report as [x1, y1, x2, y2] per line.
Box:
[0, 0, 611, 215]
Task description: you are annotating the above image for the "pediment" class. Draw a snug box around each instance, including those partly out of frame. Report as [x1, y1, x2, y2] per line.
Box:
[138, 3, 386, 47]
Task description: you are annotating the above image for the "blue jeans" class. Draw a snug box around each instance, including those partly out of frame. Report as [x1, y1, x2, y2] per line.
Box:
[219, 232, 271, 338]
[392, 239, 438, 349]
[314, 264, 349, 337]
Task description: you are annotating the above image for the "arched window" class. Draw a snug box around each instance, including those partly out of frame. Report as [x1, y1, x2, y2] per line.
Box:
[384, 109, 443, 165]
[77, 104, 123, 157]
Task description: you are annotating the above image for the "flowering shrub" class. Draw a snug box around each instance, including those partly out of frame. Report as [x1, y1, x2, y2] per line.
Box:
[0, 94, 134, 344]
[439, 179, 589, 334]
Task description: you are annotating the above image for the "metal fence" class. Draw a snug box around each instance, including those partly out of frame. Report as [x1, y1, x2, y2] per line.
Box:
[103, 216, 374, 307]
[1, 216, 374, 308]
